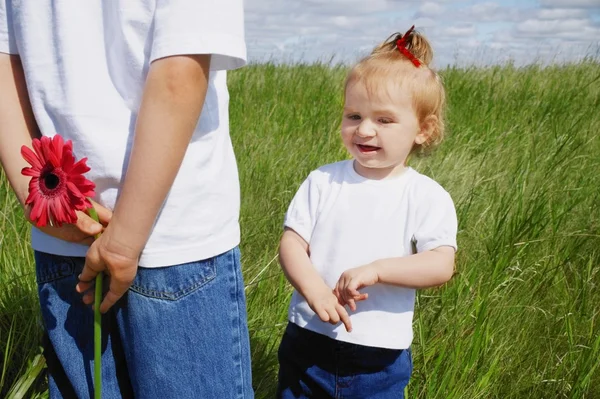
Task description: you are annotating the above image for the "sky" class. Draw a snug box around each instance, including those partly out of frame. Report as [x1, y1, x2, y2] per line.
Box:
[244, 0, 600, 67]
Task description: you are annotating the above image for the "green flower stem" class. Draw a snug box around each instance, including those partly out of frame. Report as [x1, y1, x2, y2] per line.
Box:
[87, 205, 102, 399]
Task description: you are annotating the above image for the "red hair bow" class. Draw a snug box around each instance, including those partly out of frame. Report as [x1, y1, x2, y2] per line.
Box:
[396, 25, 421, 68]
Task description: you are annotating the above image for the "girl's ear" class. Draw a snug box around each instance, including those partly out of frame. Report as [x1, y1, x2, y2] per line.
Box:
[415, 115, 437, 145]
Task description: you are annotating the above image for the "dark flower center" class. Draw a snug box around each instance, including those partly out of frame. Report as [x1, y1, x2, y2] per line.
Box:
[39, 166, 67, 197]
[44, 173, 60, 190]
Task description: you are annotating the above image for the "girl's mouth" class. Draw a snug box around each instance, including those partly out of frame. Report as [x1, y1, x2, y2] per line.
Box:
[356, 144, 381, 153]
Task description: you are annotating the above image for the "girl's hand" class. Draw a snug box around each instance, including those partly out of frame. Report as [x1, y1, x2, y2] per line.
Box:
[75, 228, 139, 313]
[305, 283, 352, 332]
[24, 199, 112, 246]
[334, 263, 379, 311]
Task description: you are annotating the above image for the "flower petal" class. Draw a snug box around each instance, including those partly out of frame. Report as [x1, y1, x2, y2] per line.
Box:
[31, 138, 44, 162]
[21, 145, 43, 170]
[51, 134, 65, 162]
[30, 195, 46, 226]
[21, 166, 41, 177]
[41, 136, 60, 167]
[61, 150, 75, 173]
[69, 157, 91, 175]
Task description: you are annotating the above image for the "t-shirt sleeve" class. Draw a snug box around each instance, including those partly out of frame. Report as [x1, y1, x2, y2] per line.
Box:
[413, 187, 458, 253]
[150, 0, 246, 70]
[0, 0, 18, 54]
[283, 172, 321, 244]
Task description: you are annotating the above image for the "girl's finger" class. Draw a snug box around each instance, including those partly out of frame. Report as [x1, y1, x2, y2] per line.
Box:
[349, 286, 361, 297]
[327, 308, 340, 325]
[336, 303, 352, 332]
[354, 293, 369, 302]
[316, 308, 330, 323]
[347, 297, 357, 311]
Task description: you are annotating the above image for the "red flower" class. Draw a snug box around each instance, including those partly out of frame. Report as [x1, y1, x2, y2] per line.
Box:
[21, 135, 95, 227]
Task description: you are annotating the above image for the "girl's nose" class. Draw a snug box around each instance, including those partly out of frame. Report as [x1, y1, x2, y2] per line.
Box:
[356, 120, 376, 137]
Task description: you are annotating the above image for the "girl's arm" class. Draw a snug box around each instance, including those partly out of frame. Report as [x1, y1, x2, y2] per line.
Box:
[77, 54, 212, 313]
[335, 247, 455, 308]
[373, 246, 455, 287]
[280, 228, 352, 332]
[0, 54, 110, 243]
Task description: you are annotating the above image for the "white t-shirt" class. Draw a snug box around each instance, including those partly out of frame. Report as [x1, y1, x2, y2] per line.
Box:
[0, 1, 246, 267]
[284, 160, 458, 349]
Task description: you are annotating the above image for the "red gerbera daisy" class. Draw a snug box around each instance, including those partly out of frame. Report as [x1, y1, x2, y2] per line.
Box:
[21, 135, 95, 227]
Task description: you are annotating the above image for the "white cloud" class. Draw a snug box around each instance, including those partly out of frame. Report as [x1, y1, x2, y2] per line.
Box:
[537, 8, 588, 19]
[470, 2, 501, 18]
[416, 2, 445, 17]
[444, 24, 477, 36]
[444, 2, 527, 23]
[518, 18, 590, 35]
[244, 0, 600, 66]
[540, 0, 600, 8]
[414, 17, 437, 28]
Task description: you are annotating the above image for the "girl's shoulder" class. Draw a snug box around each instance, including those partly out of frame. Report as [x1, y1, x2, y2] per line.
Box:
[405, 169, 454, 203]
[306, 160, 352, 185]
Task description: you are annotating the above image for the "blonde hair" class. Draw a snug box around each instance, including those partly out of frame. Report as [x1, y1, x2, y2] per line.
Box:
[345, 28, 446, 155]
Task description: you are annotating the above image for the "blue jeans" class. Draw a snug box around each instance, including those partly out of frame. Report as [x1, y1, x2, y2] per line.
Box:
[277, 323, 412, 399]
[35, 247, 254, 398]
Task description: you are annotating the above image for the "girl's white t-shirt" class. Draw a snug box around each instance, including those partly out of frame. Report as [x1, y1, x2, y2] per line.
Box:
[0, 1, 246, 267]
[284, 160, 458, 349]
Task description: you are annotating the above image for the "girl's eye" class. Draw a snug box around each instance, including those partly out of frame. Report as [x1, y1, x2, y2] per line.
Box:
[379, 118, 393, 124]
[347, 114, 361, 121]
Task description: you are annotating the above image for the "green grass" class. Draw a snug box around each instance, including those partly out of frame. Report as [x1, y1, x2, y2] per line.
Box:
[1, 60, 599, 398]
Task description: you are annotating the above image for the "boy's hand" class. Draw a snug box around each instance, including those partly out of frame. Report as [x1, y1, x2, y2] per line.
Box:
[24, 199, 112, 246]
[76, 228, 139, 313]
[334, 263, 378, 311]
[305, 283, 353, 332]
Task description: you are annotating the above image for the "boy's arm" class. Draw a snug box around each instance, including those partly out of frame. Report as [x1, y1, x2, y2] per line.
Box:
[0, 54, 41, 207]
[77, 54, 212, 313]
[0, 54, 109, 243]
[279, 228, 352, 332]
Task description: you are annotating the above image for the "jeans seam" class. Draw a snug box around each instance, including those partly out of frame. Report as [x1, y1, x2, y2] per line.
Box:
[232, 248, 246, 399]
[128, 277, 212, 300]
[129, 259, 216, 300]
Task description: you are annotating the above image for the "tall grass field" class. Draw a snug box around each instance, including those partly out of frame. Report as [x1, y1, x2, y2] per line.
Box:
[1, 61, 599, 398]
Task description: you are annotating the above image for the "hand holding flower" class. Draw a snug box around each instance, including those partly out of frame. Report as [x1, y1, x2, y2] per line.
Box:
[76, 228, 139, 313]
[20, 134, 111, 398]
[25, 199, 112, 245]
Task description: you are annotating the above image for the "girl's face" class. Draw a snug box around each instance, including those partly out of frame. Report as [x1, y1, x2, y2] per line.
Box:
[341, 80, 429, 180]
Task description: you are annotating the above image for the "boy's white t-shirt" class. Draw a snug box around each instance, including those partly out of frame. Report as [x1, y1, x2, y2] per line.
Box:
[0, 1, 246, 267]
[284, 160, 458, 349]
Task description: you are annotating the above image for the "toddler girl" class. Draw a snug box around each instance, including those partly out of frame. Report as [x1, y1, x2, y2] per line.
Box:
[277, 26, 458, 398]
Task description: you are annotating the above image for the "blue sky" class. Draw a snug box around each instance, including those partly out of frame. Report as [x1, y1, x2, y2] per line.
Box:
[244, 0, 600, 67]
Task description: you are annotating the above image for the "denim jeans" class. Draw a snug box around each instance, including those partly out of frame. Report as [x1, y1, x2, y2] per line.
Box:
[35, 247, 254, 398]
[277, 322, 412, 399]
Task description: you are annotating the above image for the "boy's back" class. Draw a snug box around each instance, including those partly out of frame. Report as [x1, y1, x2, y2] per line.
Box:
[3, 1, 246, 267]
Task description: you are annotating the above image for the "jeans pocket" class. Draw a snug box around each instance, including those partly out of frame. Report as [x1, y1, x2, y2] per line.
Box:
[129, 257, 217, 301]
[34, 251, 78, 284]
